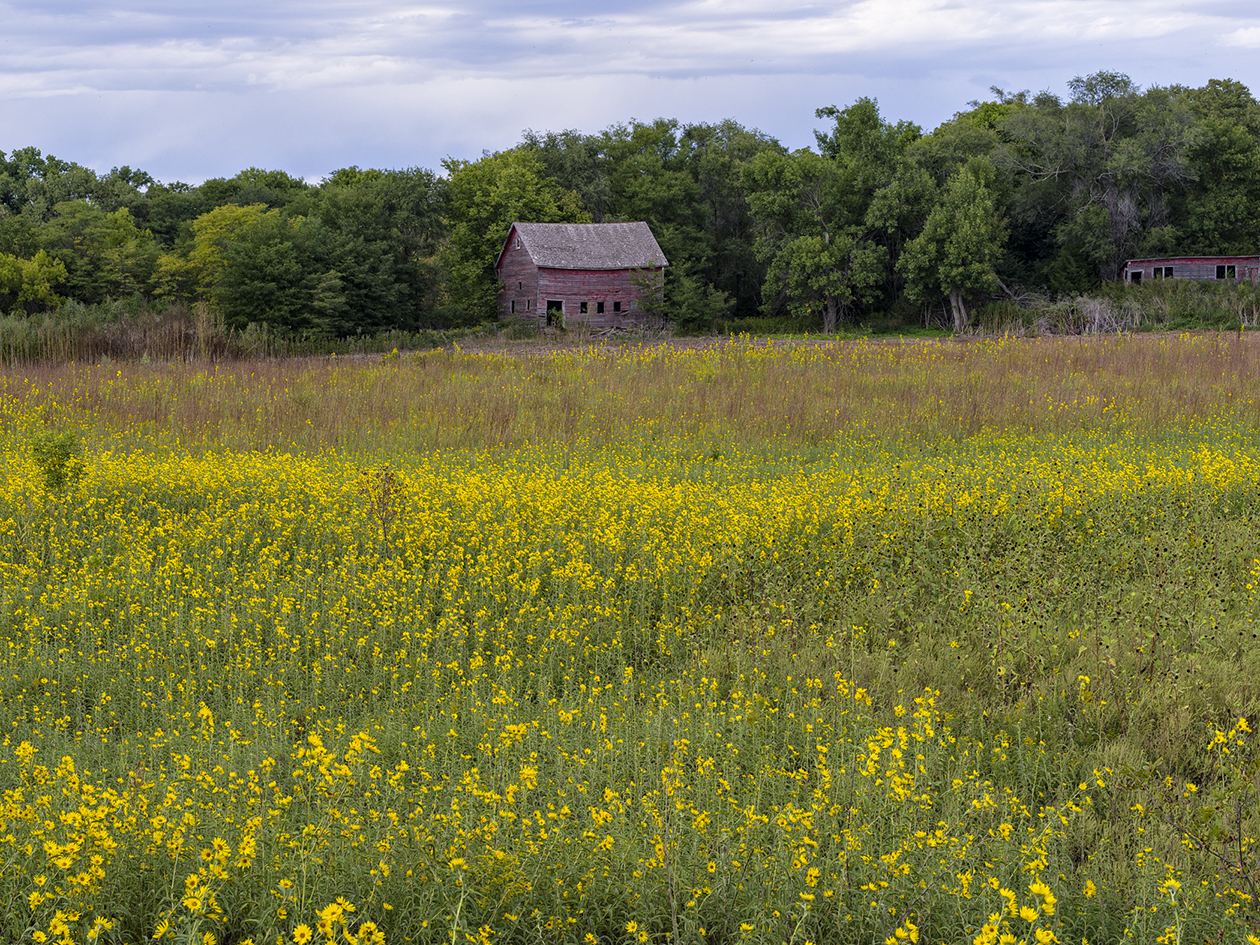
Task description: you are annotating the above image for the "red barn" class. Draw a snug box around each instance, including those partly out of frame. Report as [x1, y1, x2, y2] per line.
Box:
[495, 222, 668, 327]
[1124, 255, 1260, 284]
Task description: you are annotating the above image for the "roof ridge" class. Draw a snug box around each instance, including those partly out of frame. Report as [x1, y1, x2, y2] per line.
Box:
[497, 221, 668, 271]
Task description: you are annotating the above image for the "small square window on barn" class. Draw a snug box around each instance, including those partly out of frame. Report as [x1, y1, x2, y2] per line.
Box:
[1130, 271, 1142, 284]
[580, 301, 589, 314]
[1217, 265, 1236, 279]
[597, 302, 605, 314]
[613, 301, 622, 313]
[1164, 267, 1173, 278]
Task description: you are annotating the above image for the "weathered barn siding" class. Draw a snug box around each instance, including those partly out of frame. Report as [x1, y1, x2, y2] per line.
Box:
[497, 233, 541, 319]
[1124, 256, 1260, 284]
[535, 268, 655, 329]
[494, 222, 667, 327]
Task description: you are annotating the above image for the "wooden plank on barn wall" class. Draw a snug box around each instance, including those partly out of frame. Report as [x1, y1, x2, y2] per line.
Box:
[1124, 255, 1260, 284]
[495, 225, 543, 320]
[537, 267, 649, 326]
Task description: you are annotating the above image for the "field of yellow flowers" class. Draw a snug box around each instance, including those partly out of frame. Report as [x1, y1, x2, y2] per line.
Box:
[2, 335, 1260, 945]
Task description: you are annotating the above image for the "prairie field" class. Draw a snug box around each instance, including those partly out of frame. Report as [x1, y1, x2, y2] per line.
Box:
[4, 334, 1260, 945]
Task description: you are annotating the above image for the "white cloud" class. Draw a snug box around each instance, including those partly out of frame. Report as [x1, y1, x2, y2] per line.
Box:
[1224, 26, 1260, 48]
[5, 0, 1252, 91]
[3, 0, 1260, 181]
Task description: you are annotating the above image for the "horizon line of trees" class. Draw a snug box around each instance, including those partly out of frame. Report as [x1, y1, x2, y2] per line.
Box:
[4, 70, 1260, 335]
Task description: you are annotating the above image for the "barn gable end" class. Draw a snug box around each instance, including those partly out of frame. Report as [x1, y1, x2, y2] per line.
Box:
[495, 222, 668, 327]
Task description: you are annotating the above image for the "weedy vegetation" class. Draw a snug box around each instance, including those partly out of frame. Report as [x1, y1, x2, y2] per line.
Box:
[2, 335, 1260, 945]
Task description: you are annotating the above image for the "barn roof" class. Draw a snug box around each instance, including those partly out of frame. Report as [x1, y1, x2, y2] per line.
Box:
[500, 222, 668, 271]
[1127, 255, 1260, 264]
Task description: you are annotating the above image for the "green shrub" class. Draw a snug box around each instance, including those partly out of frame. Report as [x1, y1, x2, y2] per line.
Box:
[31, 429, 85, 492]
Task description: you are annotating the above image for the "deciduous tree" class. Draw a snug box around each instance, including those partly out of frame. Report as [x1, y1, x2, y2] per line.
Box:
[0, 249, 68, 314]
[743, 148, 883, 332]
[899, 157, 1007, 331]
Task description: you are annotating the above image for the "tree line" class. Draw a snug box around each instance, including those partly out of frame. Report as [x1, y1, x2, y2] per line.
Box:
[3, 71, 1259, 335]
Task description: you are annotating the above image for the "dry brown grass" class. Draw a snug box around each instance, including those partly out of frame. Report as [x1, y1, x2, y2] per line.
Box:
[7, 332, 1260, 454]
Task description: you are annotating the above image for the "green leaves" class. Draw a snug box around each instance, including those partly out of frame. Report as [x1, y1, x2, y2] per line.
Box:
[1000, 73, 1203, 287]
[144, 166, 447, 336]
[743, 149, 872, 330]
[36, 202, 160, 303]
[761, 233, 885, 332]
[12, 73, 1260, 335]
[0, 248, 68, 315]
[216, 216, 308, 331]
[30, 429, 85, 493]
[899, 157, 1006, 331]
[440, 149, 590, 318]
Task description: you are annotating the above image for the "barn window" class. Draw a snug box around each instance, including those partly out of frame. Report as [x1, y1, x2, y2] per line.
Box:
[1218, 264, 1236, 279]
[580, 302, 589, 314]
[613, 301, 622, 313]
[597, 302, 605, 314]
[511, 300, 516, 314]
[1153, 267, 1172, 280]
[518, 281, 522, 290]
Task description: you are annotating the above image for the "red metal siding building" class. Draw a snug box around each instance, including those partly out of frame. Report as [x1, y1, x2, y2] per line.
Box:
[495, 222, 668, 328]
[1124, 255, 1260, 284]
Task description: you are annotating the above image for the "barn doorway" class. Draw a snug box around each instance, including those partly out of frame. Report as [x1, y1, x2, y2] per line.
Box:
[546, 300, 563, 326]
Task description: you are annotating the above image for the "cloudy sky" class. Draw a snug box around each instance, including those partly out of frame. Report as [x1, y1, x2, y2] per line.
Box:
[3, 1, 1260, 185]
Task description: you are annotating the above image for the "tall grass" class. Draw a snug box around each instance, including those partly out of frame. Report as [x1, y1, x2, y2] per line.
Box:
[7, 333, 1260, 454]
[971, 279, 1260, 336]
[0, 300, 465, 365]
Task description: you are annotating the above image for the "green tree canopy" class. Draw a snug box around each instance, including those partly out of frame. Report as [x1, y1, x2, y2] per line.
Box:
[0, 249, 68, 315]
[313, 167, 447, 332]
[999, 73, 1200, 287]
[38, 202, 160, 303]
[1173, 79, 1260, 254]
[440, 149, 589, 318]
[522, 118, 781, 326]
[10, 71, 1260, 335]
[899, 156, 1007, 331]
[743, 149, 884, 331]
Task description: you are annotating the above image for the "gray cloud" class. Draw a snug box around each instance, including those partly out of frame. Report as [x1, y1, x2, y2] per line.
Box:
[2, 1, 1259, 182]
